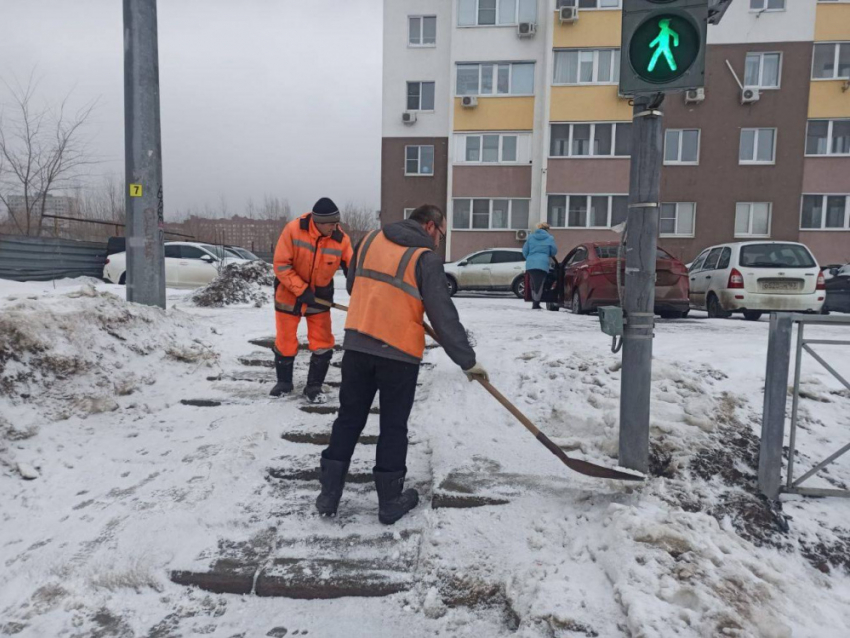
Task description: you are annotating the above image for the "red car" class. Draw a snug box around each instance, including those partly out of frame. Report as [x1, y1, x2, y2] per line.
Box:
[536, 241, 690, 318]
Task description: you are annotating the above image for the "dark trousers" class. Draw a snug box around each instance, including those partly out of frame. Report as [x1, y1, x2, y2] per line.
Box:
[322, 350, 420, 473]
[529, 269, 547, 303]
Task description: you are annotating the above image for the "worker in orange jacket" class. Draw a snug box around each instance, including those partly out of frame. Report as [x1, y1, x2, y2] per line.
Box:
[271, 197, 353, 403]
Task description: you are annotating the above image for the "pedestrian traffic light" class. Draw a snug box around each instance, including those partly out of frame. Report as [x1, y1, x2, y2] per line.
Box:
[619, 0, 708, 96]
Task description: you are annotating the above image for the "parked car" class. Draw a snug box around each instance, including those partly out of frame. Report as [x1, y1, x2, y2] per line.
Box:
[225, 245, 262, 261]
[822, 263, 850, 314]
[444, 248, 526, 297]
[547, 242, 690, 317]
[688, 241, 825, 320]
[103, 241, 249, 288]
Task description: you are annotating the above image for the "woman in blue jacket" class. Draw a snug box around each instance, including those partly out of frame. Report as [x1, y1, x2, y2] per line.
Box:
[522, 222, 558, 310]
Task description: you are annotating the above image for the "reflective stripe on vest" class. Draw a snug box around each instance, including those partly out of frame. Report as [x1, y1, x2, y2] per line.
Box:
[355, 231, 422, 301]
[275, 300, 328, 315]
[292, 239, 316, 252]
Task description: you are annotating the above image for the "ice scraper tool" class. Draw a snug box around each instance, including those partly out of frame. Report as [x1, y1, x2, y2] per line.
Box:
[315, 299, 644, 482]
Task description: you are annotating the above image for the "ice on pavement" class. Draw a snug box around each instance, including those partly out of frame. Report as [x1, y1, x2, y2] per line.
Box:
[1, 277, 849, 637]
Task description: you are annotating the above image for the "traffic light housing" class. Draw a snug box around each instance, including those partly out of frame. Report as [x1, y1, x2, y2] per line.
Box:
[619, 0, 708, 96]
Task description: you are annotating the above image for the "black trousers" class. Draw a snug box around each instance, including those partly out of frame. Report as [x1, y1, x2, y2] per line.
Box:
[322, 350, 420, 473]
[528, 268, 547, 303]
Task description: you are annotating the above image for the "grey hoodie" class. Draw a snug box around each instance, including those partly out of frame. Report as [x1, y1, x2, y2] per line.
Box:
[343, 219, 477, 370]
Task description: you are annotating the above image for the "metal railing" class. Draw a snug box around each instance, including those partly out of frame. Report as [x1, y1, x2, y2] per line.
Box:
[758, 313, 850, 500]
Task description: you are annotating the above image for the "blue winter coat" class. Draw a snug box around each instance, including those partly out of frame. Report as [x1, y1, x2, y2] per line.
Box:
[522, 229, 558, 272]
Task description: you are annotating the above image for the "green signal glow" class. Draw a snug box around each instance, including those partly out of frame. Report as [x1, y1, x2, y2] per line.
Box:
[647, 19, 679, 73]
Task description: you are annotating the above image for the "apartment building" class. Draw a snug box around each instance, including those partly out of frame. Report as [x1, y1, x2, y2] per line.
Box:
[381, 0, 850, 265]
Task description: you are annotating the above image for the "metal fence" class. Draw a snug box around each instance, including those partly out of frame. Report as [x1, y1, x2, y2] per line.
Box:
[0, 234, 108, 282]
[758, 313, 850, 500]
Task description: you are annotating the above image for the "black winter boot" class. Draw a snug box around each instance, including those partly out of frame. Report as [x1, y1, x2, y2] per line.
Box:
[315, 456, 349, 516]
[269, 354, 295, 397]
[374, 470, 419, 525]
[531, 301, 542, 310]
[303, 350, 333, 403]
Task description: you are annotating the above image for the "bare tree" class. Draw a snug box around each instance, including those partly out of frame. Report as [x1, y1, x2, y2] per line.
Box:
[72, 174, 126, 241]
[340, 202, 379, 247]
[259, 194, 291, 221]
[0, 75, 97, 236]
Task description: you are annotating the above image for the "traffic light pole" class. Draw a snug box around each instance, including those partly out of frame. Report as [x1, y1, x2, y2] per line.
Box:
[619, 93, 664, 474]
[124, 0, 166, 308]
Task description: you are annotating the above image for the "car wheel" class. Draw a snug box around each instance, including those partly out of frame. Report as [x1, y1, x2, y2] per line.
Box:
[707, 294, 730, 319]
[512, 276, 525, 299]
[118, 272, 126, 285]
[743, 310, 763, 321]
[571, 291, 583, 315]
[446, 276, 458, 297]
[546, 303, 559, 312]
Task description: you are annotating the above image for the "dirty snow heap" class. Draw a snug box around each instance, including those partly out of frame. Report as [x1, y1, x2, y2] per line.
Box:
[191, 261, 275, 308]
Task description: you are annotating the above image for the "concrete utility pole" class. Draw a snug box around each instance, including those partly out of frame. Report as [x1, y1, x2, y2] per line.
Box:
[618, 94, 664, 474]
[124, 0, 165, 308]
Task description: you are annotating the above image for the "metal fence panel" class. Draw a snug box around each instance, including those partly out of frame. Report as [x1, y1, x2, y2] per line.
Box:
[0, 234, 107, 282]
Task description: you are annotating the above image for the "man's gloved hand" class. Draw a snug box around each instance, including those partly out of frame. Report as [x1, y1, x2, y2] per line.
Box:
[297, 289, 316, 306]
[314, 283, 334, 304]
[463, 362, 489, 383]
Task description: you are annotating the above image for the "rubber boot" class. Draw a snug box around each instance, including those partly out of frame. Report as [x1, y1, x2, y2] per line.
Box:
[531, 301, 541, 310]
[374, 470, 419, 525]
[269, 354, 294, 397]
[303, 350, 332, 403]
[315, 456, 349, 517]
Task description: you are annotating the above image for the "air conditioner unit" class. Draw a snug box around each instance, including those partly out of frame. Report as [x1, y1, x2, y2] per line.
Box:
[517, 22, 536, 38]
[402, 111, 417, 125]
[515, 229, 529, 241]
[684, 87, 705, 104]
[741, 88, 760, 104]
[559, 6, 578, 23]
[461, 96, 478, 108]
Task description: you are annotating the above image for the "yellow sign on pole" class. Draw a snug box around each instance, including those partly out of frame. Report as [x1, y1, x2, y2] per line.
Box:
[129, 183, 143, 197]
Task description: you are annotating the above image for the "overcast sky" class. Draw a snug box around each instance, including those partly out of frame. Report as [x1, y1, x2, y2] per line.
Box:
[0, 0, 382, 219]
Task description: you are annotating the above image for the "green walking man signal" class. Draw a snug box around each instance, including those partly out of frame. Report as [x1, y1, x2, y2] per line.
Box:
[647, 19, 680, 73]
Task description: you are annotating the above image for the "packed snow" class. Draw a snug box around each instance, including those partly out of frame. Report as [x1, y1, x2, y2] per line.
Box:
[1, 276, 849, 637]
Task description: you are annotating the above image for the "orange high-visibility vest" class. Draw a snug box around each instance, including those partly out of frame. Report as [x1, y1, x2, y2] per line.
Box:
[345, 230, 431, 359]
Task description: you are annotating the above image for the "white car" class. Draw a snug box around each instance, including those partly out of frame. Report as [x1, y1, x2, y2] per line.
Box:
[688, 241, 825, 320]
[444, 248, 526, 297]
[103, 242, 249, 289]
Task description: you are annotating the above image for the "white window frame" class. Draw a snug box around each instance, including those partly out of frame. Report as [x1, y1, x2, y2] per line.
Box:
[458, 0, 538, 27]
[404, 145, 435, 177]
[549, 122, 632, 158]
[735, 202, 773, 238]
[406, 81, 435, 112]
[451, 198, 532, 230]
[454, 132, 530, 164]
[749, 0, 786, 12]
[805, 119, 850, 156]
[800, 194, 850, 231]
[553, 49, 621, 86]
[546, 194, 629, 229]
[663, 129, 701, 165]
[404, 208, 416, 219]
[811, 42, 850, 81]
[558, 0, 621, 9]
[739, 128, 777, 165]
[744, 52, 783, 89]
[408, 16, 437, 47]
[659, 202, 697, 238]
[455, 62, 535, 97]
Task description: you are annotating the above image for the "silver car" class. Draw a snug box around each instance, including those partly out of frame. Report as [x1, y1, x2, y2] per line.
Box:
[444, 248, 526, 297]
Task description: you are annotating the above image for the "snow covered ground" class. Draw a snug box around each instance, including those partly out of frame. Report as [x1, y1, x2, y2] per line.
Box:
[1, 276, 849, 637]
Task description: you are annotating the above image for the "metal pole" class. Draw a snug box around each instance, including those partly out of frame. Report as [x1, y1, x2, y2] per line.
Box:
[618, 94, 664, 474]
[124, 0, 165, 308]
[758, 313, 793, 499]
[786, 321, 805, 491]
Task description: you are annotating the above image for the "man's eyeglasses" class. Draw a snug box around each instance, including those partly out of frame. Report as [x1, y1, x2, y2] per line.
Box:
[436, 226, 446, 243]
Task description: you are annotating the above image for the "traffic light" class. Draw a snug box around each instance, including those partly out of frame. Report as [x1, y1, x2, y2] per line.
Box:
[619, 0, 708, 96]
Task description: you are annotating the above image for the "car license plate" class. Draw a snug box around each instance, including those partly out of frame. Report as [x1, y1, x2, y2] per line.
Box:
[761, 281, 798, 291]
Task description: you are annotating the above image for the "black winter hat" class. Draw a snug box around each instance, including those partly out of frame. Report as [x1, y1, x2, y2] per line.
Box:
[312, 197, 340, 224]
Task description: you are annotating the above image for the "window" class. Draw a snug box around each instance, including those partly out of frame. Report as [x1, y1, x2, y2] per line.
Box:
[466, 251, 493, 264]
[744, 52, 782, 88]
[409, 16, 437, 46]
[181, 246, 209, 260]
[801, 195, 850, 230]
[546, 195, 628, 229]
[458, 0, 538, 26]
[750, 0, 785, 10]
[739, 128, 776, 164]
[164, 245, 181, 258]
[739, 244, 816, 268]
[452, 198, 530, 229]
[407, 81, 435, 111]
[702, 248, 724, 271]
[553, 49, 620, 85]
[813, 43, 850, 80]
[404, 208, 415, 219]
[550, 123, 632, 157]
[558, 0, 620, 7]
[456, 62, 535, 96]
[457, 133, 529, 164]
[663, 129, 700, 164]
[735, 202, 772, 237]
[806, 120, 850, 155]
[660, 203, 696, 237]
[492, 250, 525, 263]
[405, 146, 435, 176]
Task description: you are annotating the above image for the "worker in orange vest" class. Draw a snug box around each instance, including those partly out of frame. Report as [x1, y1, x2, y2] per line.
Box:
[271, 197, 353, 403]
[315, 204, 488, 524]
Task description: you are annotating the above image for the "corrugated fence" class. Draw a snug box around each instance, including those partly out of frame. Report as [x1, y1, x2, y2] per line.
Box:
[0, 234, 107, 282]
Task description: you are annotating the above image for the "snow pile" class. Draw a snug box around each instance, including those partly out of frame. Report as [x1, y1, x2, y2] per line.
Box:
[191, 261, 275, 308]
